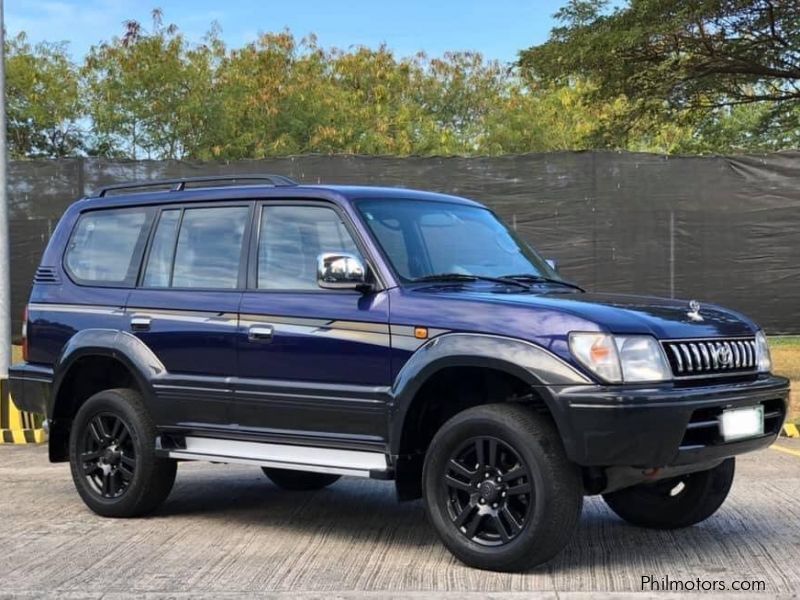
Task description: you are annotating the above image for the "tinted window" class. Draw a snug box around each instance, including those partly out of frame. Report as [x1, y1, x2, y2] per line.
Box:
[257, 205, 360, 290]
[171, 206, 249, 289]
[142, 209, 180, 287]
[65, 208, 149, 285]
[358, 199, 557, 281]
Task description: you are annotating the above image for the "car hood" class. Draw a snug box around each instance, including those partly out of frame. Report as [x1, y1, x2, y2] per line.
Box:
[412, 286, 758, 339]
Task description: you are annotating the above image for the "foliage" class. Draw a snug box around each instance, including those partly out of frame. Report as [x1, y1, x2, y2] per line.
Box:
[6, 33, 83, 158]
[7, 5, 800, 159]
[518, 0, 800, 151]
[83, 9, 223, 159]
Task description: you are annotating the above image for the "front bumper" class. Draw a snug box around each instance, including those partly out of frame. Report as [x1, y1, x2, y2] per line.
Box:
[552, 374, 790, 468]
[8, 362, 53, 416]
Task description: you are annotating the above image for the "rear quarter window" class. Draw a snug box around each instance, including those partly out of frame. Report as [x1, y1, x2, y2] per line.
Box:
[64, 207, 152, 286]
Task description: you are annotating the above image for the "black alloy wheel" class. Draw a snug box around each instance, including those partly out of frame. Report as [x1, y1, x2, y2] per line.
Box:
[444, 436, 533, 546]
[422, 403, 583, 572]
[69, 388, 176, 517]
[80, 413, 137, 499]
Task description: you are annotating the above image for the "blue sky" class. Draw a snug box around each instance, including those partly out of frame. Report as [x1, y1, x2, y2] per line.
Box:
[7, 0, 568, 64]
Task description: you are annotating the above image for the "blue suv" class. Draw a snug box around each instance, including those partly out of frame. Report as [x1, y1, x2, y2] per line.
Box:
[9, 175, 790, 571]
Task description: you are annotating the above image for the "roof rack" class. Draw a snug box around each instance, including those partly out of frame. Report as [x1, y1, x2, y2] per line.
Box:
[95, 174, 298, 198]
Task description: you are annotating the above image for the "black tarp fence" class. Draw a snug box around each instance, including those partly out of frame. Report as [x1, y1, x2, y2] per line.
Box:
[8, 151, 800, 336]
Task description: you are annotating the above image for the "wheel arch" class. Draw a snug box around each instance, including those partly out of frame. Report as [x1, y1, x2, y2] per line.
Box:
[48, 329, 164, 462]
[388, 333, 589, 500]
[389, 333, 589, 455]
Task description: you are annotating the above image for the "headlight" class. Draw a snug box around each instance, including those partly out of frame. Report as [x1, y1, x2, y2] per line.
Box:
[569, 332, 671, 384]
[755, 330, 771, 373]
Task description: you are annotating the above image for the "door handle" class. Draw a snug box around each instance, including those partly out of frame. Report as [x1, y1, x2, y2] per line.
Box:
[130, 315, 151, 332]
[248, 324, 274, 342]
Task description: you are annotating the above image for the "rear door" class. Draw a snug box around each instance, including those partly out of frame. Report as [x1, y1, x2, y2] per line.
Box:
[236, 201, 391, 450]
[126, 202, 253, 431]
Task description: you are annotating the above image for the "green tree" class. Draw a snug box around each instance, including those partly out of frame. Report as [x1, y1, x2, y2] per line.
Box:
[518, 0, 800, 151]
[83, 9, 220, 159]
[6, 33, 83, 158]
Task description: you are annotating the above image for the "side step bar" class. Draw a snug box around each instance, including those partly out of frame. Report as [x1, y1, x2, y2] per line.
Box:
[165, 436, 391, 479]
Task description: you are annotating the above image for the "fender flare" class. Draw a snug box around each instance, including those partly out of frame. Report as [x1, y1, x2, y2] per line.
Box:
[387, 332, 591, 454]
[50, 328, 166, 417]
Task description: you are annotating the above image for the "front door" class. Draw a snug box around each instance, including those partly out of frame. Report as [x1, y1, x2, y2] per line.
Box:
[236, 201, 391, 450]
[126, 203, 253, 430]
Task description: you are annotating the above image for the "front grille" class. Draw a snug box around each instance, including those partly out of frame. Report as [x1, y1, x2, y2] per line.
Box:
[662, 337, 757, 378]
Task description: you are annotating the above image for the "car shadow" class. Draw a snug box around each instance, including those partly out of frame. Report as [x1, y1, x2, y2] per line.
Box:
[149, 465, 778, 575]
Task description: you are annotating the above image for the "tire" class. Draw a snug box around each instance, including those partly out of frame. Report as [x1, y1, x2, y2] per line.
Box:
[422, 403, 583, 572]
[603, 458, 735, 529]
[261, 467, 341, 491]
[69, 388, 177, 517]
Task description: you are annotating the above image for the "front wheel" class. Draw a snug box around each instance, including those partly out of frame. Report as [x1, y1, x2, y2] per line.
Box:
[602, 458, 735, 529]
[69, 388, 177, 517]
[422, 404, 583, 572]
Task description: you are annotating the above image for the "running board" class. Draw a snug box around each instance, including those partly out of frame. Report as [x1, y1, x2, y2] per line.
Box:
[165, 436, 390, 478]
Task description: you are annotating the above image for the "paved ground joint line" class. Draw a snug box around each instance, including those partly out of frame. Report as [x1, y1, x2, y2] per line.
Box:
[771, 444, 800, 458]
[1, 444, 799, 596]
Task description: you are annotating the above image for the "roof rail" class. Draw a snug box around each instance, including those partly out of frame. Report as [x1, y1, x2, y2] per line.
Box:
[94, 174, 298, 198]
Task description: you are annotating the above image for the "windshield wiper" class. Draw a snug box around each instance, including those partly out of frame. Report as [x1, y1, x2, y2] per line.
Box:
[411, 273, 531, 291]
[499, 273, 585, 292]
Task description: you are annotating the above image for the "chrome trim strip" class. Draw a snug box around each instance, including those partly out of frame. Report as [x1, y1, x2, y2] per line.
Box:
[709, 342, 719, 369]
[690, 344, 702, 370]
[28, 302, 123, 315]
[661, 335, 758, 342]
[699, 342, 711, 370]
[240, 314, 390, 334]
[680, 344, 693, 372]
[669, 345, 684, 373]
[169, 437, 388, 478]
[128, 309, 237, 326]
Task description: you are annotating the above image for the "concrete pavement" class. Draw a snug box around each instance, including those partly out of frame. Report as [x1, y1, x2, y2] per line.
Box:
[1, 441, 799, 598]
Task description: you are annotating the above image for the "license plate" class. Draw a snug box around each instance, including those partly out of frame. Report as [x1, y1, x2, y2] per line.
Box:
[719, 406, 764, 441]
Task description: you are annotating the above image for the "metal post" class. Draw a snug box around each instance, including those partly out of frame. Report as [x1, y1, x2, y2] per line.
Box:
[0, 0, 10, 386]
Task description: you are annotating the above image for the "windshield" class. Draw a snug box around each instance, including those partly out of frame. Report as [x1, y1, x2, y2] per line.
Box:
[356, 199, 559, 283]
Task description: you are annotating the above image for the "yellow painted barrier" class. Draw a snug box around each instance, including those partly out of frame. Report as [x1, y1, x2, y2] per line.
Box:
[781, 423, 800, 438]
[0, 382, 47, 444]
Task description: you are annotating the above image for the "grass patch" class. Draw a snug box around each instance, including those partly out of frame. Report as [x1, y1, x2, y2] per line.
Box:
[770, 337, 800, 381]
[768, 336, 800, 348]
[769, 337, 799, 423]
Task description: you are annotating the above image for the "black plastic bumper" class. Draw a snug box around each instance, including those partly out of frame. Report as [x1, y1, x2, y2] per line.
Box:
[8, 362, 53, 415]
[552, 375, 790, 468]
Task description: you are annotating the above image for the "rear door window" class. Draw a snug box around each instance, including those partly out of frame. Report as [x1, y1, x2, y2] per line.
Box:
[142, 205, 250, 289]
[65, 207, 152, 285]
[142, 210, 180, 287]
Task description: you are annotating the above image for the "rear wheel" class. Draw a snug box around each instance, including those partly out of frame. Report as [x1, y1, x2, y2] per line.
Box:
[603, 458, 735, 529]
[261, 467, 341, 491]
[69, 388, 176, 517]
[422, 404, 583, 572]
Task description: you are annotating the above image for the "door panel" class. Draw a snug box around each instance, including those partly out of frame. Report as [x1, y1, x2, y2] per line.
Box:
[235, 203, 392, 448]
[126, 290, 241, 429]
[127, 203, 251, 430]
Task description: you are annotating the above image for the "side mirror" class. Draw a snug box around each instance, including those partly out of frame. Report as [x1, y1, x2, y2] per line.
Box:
[317, 252, 368, 290]
[545, 259, 558, 272]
